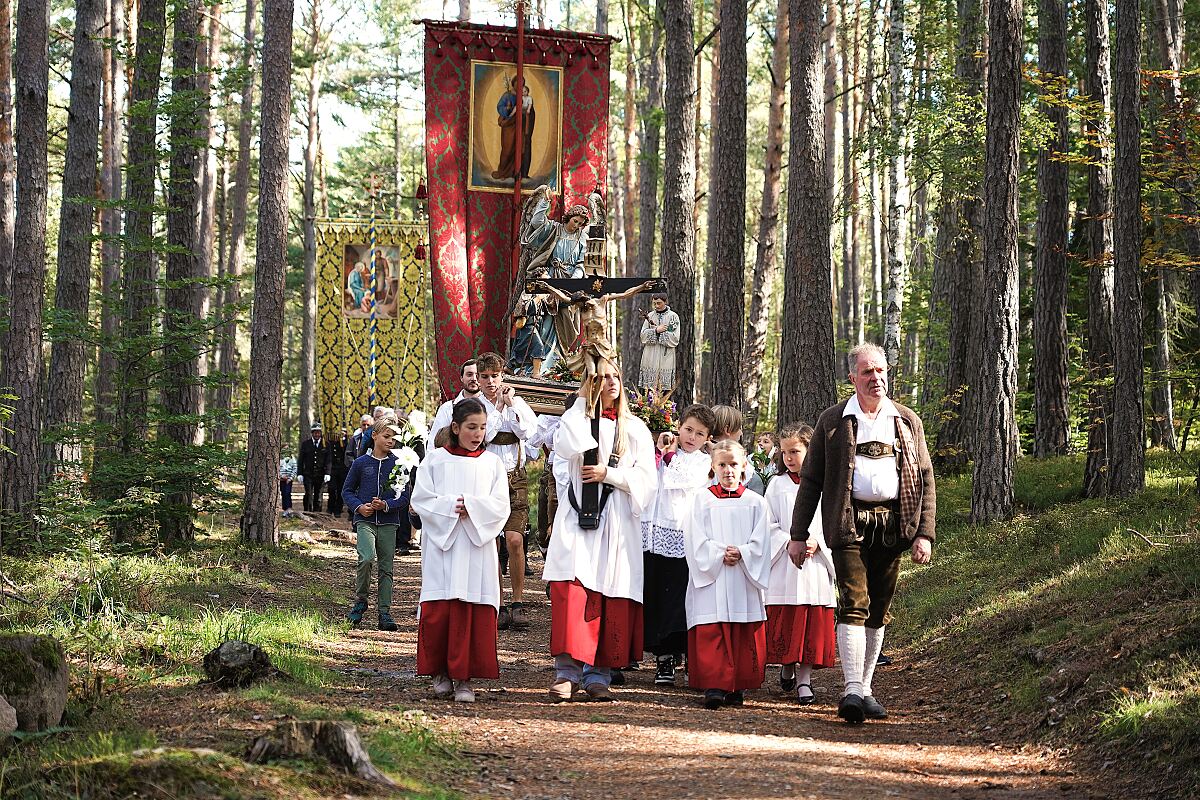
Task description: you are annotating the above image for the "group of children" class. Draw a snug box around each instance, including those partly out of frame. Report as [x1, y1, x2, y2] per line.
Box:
[342, 358, 838, 709]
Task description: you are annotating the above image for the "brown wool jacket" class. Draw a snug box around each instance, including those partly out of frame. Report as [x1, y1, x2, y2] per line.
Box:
[789, 398, 936, 549]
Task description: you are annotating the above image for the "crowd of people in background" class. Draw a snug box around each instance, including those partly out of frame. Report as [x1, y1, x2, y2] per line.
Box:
[277, 342, 936, 719]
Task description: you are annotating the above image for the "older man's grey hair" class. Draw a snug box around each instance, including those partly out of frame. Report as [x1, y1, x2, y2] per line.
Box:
[847, 343, 887, 375]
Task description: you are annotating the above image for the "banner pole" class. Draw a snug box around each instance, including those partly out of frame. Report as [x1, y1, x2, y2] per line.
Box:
[509, 0, 527, 341]
[369, 174, 379, 408]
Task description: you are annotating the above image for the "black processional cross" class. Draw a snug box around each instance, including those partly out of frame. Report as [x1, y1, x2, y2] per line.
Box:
[526, 272, 668, 529]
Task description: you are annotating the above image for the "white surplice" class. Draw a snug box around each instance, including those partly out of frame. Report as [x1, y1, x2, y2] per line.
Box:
[411, 447, 511, 610]
[763, 474, 837, 608]
[683, 490, 772, 627]
[642, 448, 712, 558]
[544, 397, 657, 602]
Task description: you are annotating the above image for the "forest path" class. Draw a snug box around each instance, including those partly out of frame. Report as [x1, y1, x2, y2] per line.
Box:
[304, 518, 1097, 800]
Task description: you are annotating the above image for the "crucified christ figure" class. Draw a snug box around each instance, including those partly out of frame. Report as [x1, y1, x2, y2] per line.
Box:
[531, 278, 660, 414]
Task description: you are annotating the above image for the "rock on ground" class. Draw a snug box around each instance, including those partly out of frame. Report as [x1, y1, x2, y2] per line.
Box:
[202, 640, 273, 688]
[246, 719, 395, 786]
[0, 635, 68, 732]
[0, 695, 17, 738]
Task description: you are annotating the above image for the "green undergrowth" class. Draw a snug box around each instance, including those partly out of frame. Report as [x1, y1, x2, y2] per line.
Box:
[892, 450, 1200, 796]
[0, 525, 461, 799]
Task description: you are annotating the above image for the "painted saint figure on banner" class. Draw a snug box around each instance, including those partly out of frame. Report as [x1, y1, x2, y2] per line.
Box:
[492, 78, 536, 181]
[343, 245, 402, 319]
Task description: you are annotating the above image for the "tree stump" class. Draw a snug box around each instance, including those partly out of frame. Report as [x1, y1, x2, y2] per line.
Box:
[0, 635, 68, 732]
[0, 696, 17, 739]
[202, 640, 273, 687]
[246, 720, 395, 786]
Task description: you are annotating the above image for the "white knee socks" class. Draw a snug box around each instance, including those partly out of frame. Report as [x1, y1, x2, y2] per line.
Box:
[836, 623, 866, 697]
[796, 664, 814, 698]
[862, 625, 886, 697]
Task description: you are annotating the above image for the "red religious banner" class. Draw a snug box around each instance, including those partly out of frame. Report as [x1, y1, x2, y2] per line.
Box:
[422, 19, 613, 400]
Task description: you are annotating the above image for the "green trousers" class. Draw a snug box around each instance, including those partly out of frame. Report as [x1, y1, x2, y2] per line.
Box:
[355, 522, 397, 612]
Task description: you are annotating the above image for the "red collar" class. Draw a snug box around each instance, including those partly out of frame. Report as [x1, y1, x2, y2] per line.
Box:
[601, 408, 618, 421]
[445, 444, 485, 457]
[709, 484, 746, 499]
[786, 471, 801, 485]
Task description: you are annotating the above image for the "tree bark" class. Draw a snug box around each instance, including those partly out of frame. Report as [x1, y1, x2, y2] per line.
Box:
[969, 0, 1021, 523]
[44, 0, 104, 477]
[659, 0, 697, 405]
[778, 0, 837, 426]
[1108, 0, 1145, 496]
[702, 0, 745, 406]
[741, 0, 788, 433]
[836, 0, 856, 363]
[1031, 0, 1069, 457]
[458, 0, 468, 21]
[882, 0, 907, 383]
[241, 0, 294, 546]
[159, 0, 204, 543]
[617, 0, 639, 370]
[623, 0, 661, 380]
[117, 0, 168, 454]
[930, 0, 984, 468]
[299, 0, 323, 437]
[698, 0, 721, 397]
[0, 0, 14, 327]
[1148, 264, 1175, 448]
[96, 0, 126, 430]
[1082, 0, 1114, 497]
[865, 7, 880, 334]
[0, 0, 49, 537]
[195, 0, 223, 424]
[596, 0, 607, 33]
[211, 0, 258, 446]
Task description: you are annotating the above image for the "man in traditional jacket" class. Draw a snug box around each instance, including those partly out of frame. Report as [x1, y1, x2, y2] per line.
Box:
[789, 343, 935, 724]
[298, 422, 330, 513]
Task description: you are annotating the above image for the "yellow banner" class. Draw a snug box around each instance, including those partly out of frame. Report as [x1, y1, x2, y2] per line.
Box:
[315, 219, 427, 435]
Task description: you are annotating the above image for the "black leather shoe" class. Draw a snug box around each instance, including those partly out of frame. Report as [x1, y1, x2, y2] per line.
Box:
[876, 652, 893, 666]
[609, 668, 625, 686]
[703, 689, 725, 710]
[795, 684, 815, 705]
[862, 695, 888, 719]
[724, 690, 744, 707]
[780, 665, 797, 693]
[838, 693, 865, 724]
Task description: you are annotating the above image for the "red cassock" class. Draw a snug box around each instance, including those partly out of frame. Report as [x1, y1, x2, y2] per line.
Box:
[549, 579, 643, 669]
[687, 621, 767, 692]
[765, 604, 837, 667]
[417, 600, 499, 680]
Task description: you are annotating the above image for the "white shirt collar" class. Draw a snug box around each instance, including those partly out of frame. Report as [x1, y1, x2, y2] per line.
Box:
[844, 394, 901, 419]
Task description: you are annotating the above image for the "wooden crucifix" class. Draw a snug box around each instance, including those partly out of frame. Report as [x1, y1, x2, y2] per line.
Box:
[527, 272, 666, 529]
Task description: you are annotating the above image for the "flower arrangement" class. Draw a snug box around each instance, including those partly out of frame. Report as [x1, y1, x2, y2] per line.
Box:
[627, 386, 677, 434]
[387, 410, 428, 494]
[545, 357, 579, 383]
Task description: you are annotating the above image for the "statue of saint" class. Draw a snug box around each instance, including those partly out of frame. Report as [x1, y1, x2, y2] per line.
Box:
[510, 185, 603, 372]
[639, 293, 680, 392]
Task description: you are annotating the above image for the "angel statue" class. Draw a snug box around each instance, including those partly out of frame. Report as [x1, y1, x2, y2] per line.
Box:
[531, 278, 659, 415]
[508, 184, 605, 373]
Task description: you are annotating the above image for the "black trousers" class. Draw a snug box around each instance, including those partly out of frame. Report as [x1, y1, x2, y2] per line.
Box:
[642, 552, 690, 657]
[327, 476, 345, 515]
[302, 477, 324, 512]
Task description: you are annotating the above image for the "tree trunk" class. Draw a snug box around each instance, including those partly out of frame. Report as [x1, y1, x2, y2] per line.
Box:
[211, 0, 258, 446]
[702, 0, 745, 406]
[96, 0, 125, 429]
[0, 0, 14, 327]
[1108, 0, 1144, 497]
[836, 0, 856, 362]
[931, 0, 983, 468]
[882, 0, 907, 382]
[659, 0, 697, 405]
[44, 0, 104, 478]
[698, 0, 721, 397]
[1149, 265, 1175, 448]
[969, 0, 1021, 523]
[241, 0, 294, 546]
[741, 0, 788, 432]
[865, 7, 880, 334]
[458, 0, 468, 21]
[596, 0, 607, 33]
[778, 0, 837, 426]
[195, 0, 223, 428]
[0, 0, 49, 537]
[618, 0, 640, 371]
[622, 0, 661, 380]
[159, 0, 204, 544]
[299, 0, 322, 437]
[1031, 0, 1069, 457]
[117, 0, 168, 454]
[1082, 0, 1114, 497]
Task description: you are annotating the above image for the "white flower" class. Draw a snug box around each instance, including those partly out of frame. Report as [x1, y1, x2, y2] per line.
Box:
[391, 446, 420, 471]
[407, 409, 428, 432]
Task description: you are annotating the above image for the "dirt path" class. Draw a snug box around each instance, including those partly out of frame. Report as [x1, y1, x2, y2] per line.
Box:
[307, 520, 1096, 800]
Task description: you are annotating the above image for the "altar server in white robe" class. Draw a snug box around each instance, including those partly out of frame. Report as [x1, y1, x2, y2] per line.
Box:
[544, 359, 657, 703]
[764, 423, 837, 705]
[685, 440, 772, 710]
[411, 398, 510, 704]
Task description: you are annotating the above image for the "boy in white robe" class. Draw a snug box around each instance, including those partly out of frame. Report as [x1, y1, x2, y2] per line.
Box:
[684, 440, 772, 709]
[764, 423, 837, 704]
[411, 399, 511, 703]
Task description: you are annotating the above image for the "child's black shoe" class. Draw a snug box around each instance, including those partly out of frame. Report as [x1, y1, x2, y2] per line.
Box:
[703, 689, 725, 710]
[654, 655, 677, 686]
[724, 690, 744, 707]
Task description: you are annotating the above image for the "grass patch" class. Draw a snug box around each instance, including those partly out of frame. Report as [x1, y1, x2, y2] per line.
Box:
[892, 450, 1200, 795]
